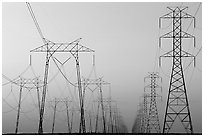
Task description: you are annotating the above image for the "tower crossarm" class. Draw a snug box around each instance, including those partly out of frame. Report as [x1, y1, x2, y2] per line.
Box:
[12, 77, 44, 89]
[145, 84, 161, 89]
[159, 50, 195, 67]
[30, 38, 94, 54]
[159, 11, 194, 19]
[159, 31, 195, 39]
[48, 97, 72, 103]
[79, 77, 110, 92]
[159, 6, 195, 28]
[160, 50, 195, 58]
[159, 31, 195, 48]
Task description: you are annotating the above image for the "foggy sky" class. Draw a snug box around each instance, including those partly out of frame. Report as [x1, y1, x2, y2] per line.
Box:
[2, 2, 202, 133]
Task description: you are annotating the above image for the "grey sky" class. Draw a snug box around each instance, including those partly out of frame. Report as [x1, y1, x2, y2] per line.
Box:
[2, 2, 202, 133]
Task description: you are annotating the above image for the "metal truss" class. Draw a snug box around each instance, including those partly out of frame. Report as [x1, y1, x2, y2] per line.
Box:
[145, 72, 162, 133]
[15, 77, 42, 134]
[26, 3, 94, 133]
[159, 7, 195, 134]
[30, 38, 94, 134]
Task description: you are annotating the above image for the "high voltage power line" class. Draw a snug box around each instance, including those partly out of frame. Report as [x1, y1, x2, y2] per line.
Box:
[3, 2, 200, 135]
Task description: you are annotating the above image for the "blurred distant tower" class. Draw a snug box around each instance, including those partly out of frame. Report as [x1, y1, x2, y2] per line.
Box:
[80, 55, 110, 133]
[159, 6, 195, 134]
[145, 72, 162, 133]
[132, 103, 143, 133]
[15, 77, 42, 134]
[140, 93, 148, 133]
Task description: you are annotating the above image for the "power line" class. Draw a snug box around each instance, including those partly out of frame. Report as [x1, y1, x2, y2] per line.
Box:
[186, 3, 201, 32]
[51, 56, 77, 87]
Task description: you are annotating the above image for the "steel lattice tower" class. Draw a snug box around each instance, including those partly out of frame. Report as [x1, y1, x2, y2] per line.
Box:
[132, 106, 142, 133]
[26, 3, 94, 133]
[49, 97, 72, 133]
[159, 6, 195, 134]
[79, 55, 110, 133]
[14, 77, 42, 134]
[145, 72, 162, 133]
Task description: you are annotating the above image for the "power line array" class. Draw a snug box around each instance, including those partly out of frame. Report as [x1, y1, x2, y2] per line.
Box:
[27, 1, 95, 133]
[132, 72, 162, 134]
[132, 5, 201, 135]
[2, 3, 201, 135]
[2, 2, 128, 134]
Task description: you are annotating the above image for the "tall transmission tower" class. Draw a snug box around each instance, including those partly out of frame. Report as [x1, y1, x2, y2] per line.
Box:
[145, 72, 162, 133]
[159, 6, 195, 134]
[26, 3, 94, 133]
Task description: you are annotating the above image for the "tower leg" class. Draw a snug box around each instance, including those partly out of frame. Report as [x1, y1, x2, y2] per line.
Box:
[15, 81, 23, 134]
[38, 51, 50, 134]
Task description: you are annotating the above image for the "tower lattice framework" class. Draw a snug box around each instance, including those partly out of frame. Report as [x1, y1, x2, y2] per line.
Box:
[145, 72, 162, 133]
[159, 6, 195, 134]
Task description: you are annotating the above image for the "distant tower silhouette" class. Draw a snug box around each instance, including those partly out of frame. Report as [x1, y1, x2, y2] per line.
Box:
[159, 6, 195, 134]
[145, 72, 162, 133]
[140, 93, 148, 133]
[15, 77, 41, 134]
[132, 103, 143, 133]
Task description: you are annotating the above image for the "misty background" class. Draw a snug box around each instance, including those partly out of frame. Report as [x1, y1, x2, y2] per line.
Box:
[2, 2, 202, 133]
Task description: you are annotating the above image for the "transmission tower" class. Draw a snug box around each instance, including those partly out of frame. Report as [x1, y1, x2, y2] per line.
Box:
[132, 103, 143, 133]
[79, 55, 110, 133]
[145, 72, 162, 133]
[102, 97, 116, 133]
[111, 105, 121, 133]
[98, 78, 109, 133]
[159, 6, 195, 134]
[14, 77, 42, 134]
[93, 92, 109, 133]
[49, 97, 72, 133]
[26, 3, 94, 133]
